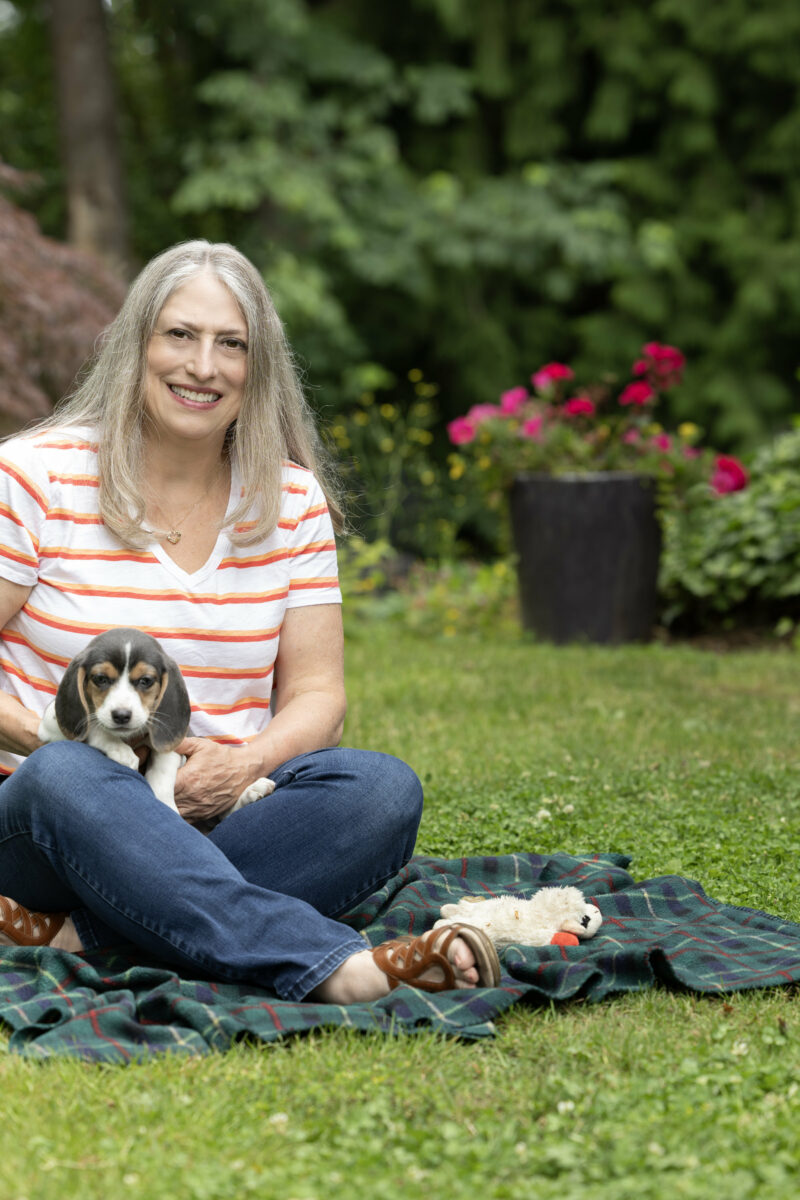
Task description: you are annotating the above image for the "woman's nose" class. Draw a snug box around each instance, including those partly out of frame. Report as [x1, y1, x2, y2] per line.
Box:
[186, 338, 218, 380]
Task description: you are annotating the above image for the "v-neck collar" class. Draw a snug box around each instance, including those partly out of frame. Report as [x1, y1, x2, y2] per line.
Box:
[146, 461, 241, 587]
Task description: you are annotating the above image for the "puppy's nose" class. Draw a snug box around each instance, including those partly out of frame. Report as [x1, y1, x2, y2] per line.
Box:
[111, 708, 132, 726]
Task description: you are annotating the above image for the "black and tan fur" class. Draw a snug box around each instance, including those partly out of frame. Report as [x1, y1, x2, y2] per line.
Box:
[38, 627, 273, 814]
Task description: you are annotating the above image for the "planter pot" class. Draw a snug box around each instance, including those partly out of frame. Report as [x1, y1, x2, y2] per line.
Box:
[509, 471, 661, 644]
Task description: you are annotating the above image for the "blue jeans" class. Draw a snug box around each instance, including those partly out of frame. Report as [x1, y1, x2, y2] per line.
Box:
[0, 741, 423, 1001]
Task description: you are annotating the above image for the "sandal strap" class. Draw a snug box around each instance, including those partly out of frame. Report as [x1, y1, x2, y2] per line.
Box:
[372, 925, 464, 993]
[0, 894, 66, 946]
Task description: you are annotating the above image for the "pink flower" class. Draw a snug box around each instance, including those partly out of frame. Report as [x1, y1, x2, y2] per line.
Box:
[683, 445, 702, 459]
[651, 433, 672, 452]
[447, 416, 477, 445]
[622, 428, 641, 444]
[531, 362, 574, 393]
[633, 342, 685, 389]
[466, 403, 503, 424]
[711, 455, 749, 494]
[563, 395, 596, 417]
[499, 386, 528, 414]
[619, 381, 655, 407]
[519, 415, 544, 440]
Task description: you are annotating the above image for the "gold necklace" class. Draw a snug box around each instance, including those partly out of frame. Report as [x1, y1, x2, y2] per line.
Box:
[148, 469, 226, 545]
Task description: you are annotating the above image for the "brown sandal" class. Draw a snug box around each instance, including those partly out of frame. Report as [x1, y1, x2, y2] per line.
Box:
[372, 922, 501, 992]
[0, 895, 66, 946]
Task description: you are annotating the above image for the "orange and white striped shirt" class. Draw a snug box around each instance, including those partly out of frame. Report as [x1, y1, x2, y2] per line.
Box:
[0, 426, 341, 775]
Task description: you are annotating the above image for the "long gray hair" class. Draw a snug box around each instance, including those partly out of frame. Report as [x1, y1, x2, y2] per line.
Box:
[37, 240, 343, 546]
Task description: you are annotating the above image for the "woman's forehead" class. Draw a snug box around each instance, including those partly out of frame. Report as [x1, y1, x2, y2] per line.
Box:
[158, 271, 247, 333]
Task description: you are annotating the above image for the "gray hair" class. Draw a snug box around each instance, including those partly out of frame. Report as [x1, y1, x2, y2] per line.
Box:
[38, 240, 342, 546]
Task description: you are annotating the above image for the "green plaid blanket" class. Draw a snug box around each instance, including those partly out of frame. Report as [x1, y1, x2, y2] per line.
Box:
[2, 851, 800, 1062]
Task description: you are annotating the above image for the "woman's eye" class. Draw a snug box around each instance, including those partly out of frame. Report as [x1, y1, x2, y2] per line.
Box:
[166, 328, 191, 340]
[222, 338, 247, 352]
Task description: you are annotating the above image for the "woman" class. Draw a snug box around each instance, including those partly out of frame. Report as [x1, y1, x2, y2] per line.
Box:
[0, 241, 498, 1000]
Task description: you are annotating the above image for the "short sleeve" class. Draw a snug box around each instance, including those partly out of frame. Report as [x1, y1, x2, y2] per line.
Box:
[0, 436, 48, 587]
[282, 468, 342, 609]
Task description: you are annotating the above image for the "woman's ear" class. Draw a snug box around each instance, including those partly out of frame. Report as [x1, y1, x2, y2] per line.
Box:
[54, 657, 91, 740]
[149, 658, 192, 751]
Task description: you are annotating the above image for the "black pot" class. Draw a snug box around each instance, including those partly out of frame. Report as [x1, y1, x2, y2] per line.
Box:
[509, 472, 661, 644]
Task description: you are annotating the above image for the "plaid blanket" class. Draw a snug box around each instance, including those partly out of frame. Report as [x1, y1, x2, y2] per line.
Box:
[2, 851, 800, 1062]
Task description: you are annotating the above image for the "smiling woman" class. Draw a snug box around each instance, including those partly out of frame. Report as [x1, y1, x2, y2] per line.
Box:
[0, 240, 499, 1002]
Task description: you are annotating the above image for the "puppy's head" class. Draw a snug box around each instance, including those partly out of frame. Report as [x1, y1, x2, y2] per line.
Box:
[55, 628, 191, 751]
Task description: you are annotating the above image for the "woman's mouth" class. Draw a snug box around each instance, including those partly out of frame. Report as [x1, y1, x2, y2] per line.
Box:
[168, 384, 222, 406]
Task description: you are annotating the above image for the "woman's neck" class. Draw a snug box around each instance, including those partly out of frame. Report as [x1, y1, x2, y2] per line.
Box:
[142, 430, 230, 492]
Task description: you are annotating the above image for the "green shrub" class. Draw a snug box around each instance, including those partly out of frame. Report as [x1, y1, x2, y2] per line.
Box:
[659, 426, 800, 629]
[330, 369, 469, 561]
[339, 537, 518, 640]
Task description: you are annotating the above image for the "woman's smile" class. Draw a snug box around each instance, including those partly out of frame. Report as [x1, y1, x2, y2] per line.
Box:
[168, 383, 224, 407]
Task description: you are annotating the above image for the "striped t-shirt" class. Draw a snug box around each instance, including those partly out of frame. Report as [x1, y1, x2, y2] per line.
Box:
[0, 425, 341, 776]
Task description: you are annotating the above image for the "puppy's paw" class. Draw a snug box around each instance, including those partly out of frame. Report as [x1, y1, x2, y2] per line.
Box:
[104, 742, 140, 772]
[37, 701, 65, 744]
[231, 776, 276, 812]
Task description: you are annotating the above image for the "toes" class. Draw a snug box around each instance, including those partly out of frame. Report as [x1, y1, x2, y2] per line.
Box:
[449, 936, 479, 986]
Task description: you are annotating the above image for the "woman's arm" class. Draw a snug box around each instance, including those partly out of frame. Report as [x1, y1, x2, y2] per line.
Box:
[173, 603, 346, 820]
[0, 578, 41, 756]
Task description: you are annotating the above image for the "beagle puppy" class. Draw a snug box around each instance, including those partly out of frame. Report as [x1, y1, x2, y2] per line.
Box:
[37, 628, 274, 816]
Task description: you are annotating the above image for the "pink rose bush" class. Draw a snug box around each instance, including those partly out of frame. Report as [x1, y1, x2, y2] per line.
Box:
[711, 455, 750, 495]
[447, 343, 748, 500]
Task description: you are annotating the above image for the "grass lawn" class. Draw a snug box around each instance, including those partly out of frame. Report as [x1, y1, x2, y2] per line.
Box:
[2, 628, 799, 1199]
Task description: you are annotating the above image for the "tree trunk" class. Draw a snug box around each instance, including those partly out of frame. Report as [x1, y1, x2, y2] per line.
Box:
[49, 0, 130, 276]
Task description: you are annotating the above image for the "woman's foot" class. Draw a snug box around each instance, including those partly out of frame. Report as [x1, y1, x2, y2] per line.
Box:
[312, 924, 500, 1004]
[0, 896, 83, 952]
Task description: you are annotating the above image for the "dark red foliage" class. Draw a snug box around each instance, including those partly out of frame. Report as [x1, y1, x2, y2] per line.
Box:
[0, 162, 125, 432]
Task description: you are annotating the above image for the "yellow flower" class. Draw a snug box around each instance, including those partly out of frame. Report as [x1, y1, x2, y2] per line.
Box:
[379, 437, 395, 453]
[353, 410, 370, 426]
[420, 469, 435, 486]
[478, 455, 492, 470]
[380, 403, 397, 421]
[678, 422, 700, 440]
[449, 460, 465, 480]
[407, 368, 423, 382]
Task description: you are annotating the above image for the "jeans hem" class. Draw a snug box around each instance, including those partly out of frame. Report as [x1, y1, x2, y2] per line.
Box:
[282, 934, 370, 1002]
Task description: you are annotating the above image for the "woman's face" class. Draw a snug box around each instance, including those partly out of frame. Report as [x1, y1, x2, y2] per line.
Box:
[144, 271, 249, 450]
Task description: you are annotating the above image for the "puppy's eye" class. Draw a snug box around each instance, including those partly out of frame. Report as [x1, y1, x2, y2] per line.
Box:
[136, 676, 157, 691]
[89, 674, 111, 690]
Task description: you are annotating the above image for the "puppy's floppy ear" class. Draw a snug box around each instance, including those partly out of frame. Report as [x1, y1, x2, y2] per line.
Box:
[148, 656, 191, 751]
[54, 656, 92, 741]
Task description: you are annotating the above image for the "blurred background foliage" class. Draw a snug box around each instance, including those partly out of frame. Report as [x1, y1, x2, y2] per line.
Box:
[2, 0, 800, 633]
[2, 0, 799, 456]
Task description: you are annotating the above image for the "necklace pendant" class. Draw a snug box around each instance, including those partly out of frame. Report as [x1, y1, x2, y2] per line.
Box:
[166, 530, 182, 545]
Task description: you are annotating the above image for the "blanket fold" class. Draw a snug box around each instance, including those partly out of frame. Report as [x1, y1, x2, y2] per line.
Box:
[2, 851, 799, 1062]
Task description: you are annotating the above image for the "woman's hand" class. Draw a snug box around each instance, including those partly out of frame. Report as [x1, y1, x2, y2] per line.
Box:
[173, 737, 265, 823]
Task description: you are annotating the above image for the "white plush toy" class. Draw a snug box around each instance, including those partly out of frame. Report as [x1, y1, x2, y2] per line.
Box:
[434, 886, 602, 950]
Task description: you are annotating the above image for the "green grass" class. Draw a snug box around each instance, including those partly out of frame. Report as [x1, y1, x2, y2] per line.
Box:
[3, 629, 799, 1199]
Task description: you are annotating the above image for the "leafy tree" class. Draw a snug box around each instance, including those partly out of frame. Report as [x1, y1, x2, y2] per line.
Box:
[0, 162, 125, 429]
[1, 0, 798, 448]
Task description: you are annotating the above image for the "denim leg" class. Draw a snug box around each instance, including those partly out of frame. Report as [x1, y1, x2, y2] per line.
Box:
[208, 747, 424, 916]
[0, 742, 372, 1000]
